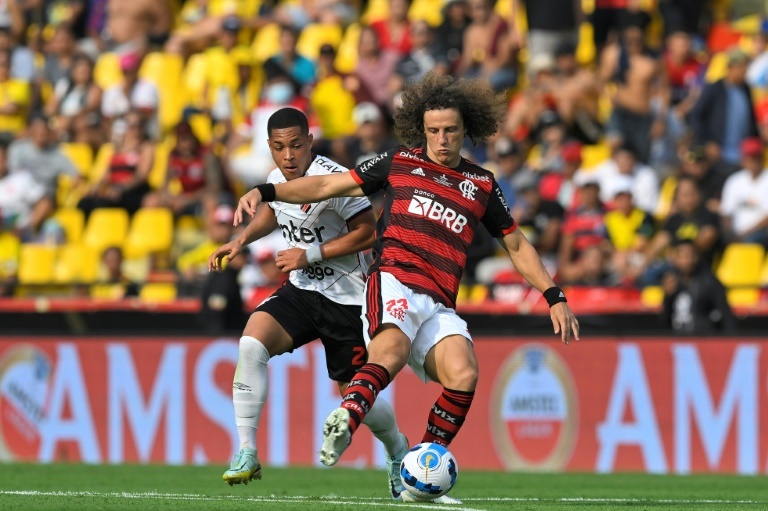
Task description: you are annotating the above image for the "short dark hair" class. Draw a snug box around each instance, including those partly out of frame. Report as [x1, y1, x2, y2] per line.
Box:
[267, 108, 309, 137]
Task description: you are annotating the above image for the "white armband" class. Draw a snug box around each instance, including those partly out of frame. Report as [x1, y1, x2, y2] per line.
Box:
[306, 245, 323, 264]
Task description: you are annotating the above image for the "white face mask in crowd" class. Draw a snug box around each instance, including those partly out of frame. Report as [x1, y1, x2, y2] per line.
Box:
[265, 82, 295, 105]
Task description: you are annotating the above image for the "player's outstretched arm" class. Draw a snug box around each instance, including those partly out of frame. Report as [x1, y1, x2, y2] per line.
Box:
[209, 204, 278, 272]
[234, 172, 364, 226]
[499, 229, 580, 344]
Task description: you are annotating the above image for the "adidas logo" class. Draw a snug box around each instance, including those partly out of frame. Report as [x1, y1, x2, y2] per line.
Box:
[411, 167, 425, 176]
[559, 292, 565, 298]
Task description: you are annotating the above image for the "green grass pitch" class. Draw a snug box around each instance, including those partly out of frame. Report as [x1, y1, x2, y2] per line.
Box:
[1, 464, 767, 510]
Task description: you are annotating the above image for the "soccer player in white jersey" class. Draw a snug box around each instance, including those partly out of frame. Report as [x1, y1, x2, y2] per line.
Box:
[208, 108, 409, 498]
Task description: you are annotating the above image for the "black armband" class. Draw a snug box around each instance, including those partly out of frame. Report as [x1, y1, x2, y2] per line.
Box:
[253, 183, 276, 202]
[543, 286, 567, 307]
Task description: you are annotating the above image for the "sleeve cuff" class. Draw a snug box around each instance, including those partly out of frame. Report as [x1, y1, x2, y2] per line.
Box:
[345, 205, 373, 223]
[501, 221, 517, 236]
[349, 168, 365, 186]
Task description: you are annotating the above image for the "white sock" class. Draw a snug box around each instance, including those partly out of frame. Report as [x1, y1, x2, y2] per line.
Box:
[362, 397, 404, 457]
[233, 336, 270, 451]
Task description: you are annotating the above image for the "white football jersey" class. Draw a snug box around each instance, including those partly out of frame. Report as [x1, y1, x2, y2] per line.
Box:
[265, 155, 371, 306]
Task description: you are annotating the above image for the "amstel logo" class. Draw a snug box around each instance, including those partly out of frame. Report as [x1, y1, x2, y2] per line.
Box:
[0, 345, 52, 461]
[490, 344, 578, 470]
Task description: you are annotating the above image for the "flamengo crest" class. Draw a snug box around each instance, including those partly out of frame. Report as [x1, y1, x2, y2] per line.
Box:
[459, 179, 477, 200]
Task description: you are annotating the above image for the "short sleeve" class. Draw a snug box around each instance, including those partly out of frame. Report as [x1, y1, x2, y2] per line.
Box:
[481, 178, 517, 238]
[331, 195, 373, 222]
[348, 148, 396, 196]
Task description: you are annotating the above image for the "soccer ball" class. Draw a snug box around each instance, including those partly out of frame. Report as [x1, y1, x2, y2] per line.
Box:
[400, 442, 458, 499]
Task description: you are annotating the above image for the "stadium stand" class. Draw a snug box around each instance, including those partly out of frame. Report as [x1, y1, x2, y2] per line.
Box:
[0, 0, 765, 330]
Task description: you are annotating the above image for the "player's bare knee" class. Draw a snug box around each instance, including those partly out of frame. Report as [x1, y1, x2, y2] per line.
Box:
[454, 365, 479, 392]
[442, 359, 478, 391]
[242, 313, 292, 357]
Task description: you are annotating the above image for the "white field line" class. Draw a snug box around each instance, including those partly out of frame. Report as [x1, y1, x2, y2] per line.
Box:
[0, 490, 483, 510]
[2, 490, 768, 506]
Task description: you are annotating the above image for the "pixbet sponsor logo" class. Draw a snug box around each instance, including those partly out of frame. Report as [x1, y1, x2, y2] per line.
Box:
[407, 194, 468, 233]
[462, 171, 490, 182]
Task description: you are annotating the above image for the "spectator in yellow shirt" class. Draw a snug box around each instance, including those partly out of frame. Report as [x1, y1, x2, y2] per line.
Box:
[0, 48, 29, 134]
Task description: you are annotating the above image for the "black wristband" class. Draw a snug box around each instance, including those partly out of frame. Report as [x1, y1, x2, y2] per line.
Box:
[543, 287, 567, 307]
[253, 183, 276, 202]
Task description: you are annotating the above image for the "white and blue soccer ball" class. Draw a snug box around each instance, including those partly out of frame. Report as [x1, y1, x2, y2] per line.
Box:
[400, 442, 458, 499]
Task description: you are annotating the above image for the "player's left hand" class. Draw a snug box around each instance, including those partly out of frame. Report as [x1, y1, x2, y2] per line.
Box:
[275, 248, 309, 272]
[550, 302, 580, 345]
[234, 189, 263, 226]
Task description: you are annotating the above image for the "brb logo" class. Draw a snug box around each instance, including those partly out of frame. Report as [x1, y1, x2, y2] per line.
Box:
[407, 192, 467, 233]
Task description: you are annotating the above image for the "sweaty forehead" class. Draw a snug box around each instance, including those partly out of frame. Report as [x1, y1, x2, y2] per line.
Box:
[269, 126, 307, 144]
[423, 108, 463, 129]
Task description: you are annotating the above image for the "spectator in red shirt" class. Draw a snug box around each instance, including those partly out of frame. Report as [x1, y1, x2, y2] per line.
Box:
[143, 120, 222, 217]
[557, 175, 610, 281]
[539, 140, 583, 209]
[369, 0, 412, 56]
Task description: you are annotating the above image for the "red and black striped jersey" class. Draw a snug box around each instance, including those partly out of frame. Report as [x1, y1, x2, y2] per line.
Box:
[349, 146, 517, 308]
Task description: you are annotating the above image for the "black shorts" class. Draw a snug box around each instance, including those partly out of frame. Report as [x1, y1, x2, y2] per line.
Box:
[254, 282, 367, 382]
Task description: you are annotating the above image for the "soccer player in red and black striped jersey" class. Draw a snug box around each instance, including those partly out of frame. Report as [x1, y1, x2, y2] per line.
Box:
[235, 74, 579, 502]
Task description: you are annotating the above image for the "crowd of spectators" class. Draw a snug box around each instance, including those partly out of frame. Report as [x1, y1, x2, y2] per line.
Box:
[0, 0, 764, 331]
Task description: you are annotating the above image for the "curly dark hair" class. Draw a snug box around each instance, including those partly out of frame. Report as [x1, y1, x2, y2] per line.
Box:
[394, 73, 507, 146]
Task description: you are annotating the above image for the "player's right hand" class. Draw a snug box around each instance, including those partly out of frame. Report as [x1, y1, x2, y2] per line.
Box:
[208, 240, 243, 272]
[234, 189, 263, 226]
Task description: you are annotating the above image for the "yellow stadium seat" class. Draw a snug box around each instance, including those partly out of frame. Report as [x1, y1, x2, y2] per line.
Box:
[18, 245, 57, 284]
[409, 0, 443, 26]
[53, 208, 85, 243]
[761, 256, 768, 286]
[297, 23, 344, 61]
[53, 244, 99, 284]
[124, 208, 174, 259]
[717, 243, 765, 288]
[90, 143, 114, 184]
[60, 143, 94, 176]
[82, 208, 129, 254]
[208, 0, 260, 18]
[148, 139, 172, 190]
[311, 75, 356, 139]
[203, 47, 239, 90]
[581, 143, 611, 169]
[732, 14, 762, 35]
[705, 52, 729, 83]
[91, 283, 127, 300]
[56, 173, 85, 208]
[655, 176, 678, 221]
[469, 284, 489, 303]
[362, 0, 389, 24]
[139, 282, 178, 302]
[576, 22, 596, 65]
[140, 52, 185, 131]
[727, 288, 760, 308]
[252, 23, 281, 62]
[335, 23, 361, 74]
[94, 52, 122, 90]
[641, 286, 664, 308]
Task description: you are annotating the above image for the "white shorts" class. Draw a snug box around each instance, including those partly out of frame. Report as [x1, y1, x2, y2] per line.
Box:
[361, 271, 473, 382]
